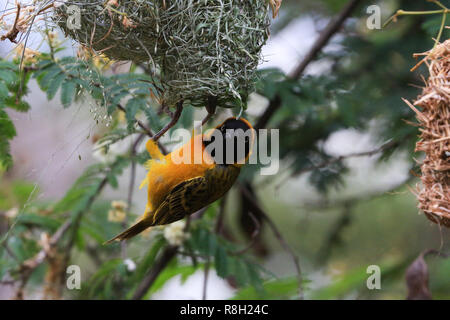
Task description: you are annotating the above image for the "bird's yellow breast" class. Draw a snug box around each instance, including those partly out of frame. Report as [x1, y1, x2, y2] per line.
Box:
[142, 134, 214, 213]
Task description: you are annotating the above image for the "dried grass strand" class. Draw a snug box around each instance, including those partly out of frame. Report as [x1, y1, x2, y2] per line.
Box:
[407, 39, 450, 227]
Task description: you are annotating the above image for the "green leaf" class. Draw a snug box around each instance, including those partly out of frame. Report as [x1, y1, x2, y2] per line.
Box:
[79, 222, 105, 243]
[0, 70, 15, 84]
[84, 259, 123, 298]
[246, 263, 264, 293]
[36, 65, 62, 89]
[422, 15, 450, 39]
[142, 105, 162, 131]
[106, 91, 129, 114]
[214, 245, 229, 278]
[5, 97, 30, 112]
[0, 140, 13, 169]
[12, 180, 36, 204]
[133, 238, 165, 282]
[61, 80, 77, 108]
[0, 82, 8, 97]
[256, 68, 286, 100]
[231, 258, 248, 286]
[125, 98, 146, 131]
[0, 110, 16, 169]
[107, 173, 118, 189]
[18, 214, 61, 232]
[46, 72, 66, 100]
[179, 105, 194, 129]
[232, 277, 300, 300]
[75, 227, 86, 250]
[147, 264, 197, 297]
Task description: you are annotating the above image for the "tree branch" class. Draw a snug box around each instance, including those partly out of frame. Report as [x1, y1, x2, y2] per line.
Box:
[131, 206, 209, 300]
[121, 133, 146, 258]
[317, 202, 353, 263]
[20, 220, 72, 271]
[116, 104, 154, 137]
[255, 0, 362, 130]
[152, 101, 183, 141]
[116, 104, 168, 154]
[289, 0, 363, 79]
[14, 220, 72, 299]
[64, 176, 109, 255]
[232, 208, 261, 256]
[214, 195, 227, 234]
[0, 3, 21, 43]
[202, 256, 210, 300]
[293, 139, 400, 176]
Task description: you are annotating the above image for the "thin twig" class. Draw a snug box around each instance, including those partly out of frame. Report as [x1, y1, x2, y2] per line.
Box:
[10, 154, 121, 297]
[423, 248, 450, 259]
[0, 3, 20, 43]
[293, 139, 400, 176]
[152, 101, 183, 141]
[116, 104, 168, 154]
[14, 220, 72, 298]
[202, 256, 210, 300]
[301, 175, 415, 210]
[232, 209, 261, 255]
[64, 176, 109, 255]
[214, 195, 227, 234]
[202, 112, 214, 126]
[317, 202, 353, 263]
[202, 96, 217, 126]
[238, 184, 304, 299]
[3, 242, 19, 263]
[289, 0, 362, 79]
[121, 133, 145, 258]
[116, 104, 154, 138]
[384, 9, 449, 29]
[22, 220, 72, 270]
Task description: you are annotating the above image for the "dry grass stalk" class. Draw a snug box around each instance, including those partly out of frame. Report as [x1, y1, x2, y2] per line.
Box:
[408, 39, 450, 228]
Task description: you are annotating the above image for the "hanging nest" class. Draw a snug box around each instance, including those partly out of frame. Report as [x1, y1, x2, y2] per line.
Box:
[406, 40, 450, 228]
[54, 0, 271, 107]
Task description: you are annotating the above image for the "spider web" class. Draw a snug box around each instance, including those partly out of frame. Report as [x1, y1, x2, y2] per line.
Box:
[1, 0, 119, 245]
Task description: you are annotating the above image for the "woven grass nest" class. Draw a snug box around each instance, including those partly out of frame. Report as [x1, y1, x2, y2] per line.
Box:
[406, 40, 450, 228]
[54, 0, 271, 107]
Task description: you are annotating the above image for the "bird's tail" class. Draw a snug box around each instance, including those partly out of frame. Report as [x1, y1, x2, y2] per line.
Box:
[104, 219, 154, 244]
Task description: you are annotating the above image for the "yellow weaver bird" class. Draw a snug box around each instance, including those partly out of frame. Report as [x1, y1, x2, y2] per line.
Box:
[106, 117, 255, 243]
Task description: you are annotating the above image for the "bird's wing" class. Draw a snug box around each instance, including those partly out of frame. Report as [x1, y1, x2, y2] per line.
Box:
[150, 175, 210, 225]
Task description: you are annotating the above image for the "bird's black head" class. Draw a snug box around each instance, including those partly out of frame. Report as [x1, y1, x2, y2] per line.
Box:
[203, 117, 255, 166]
